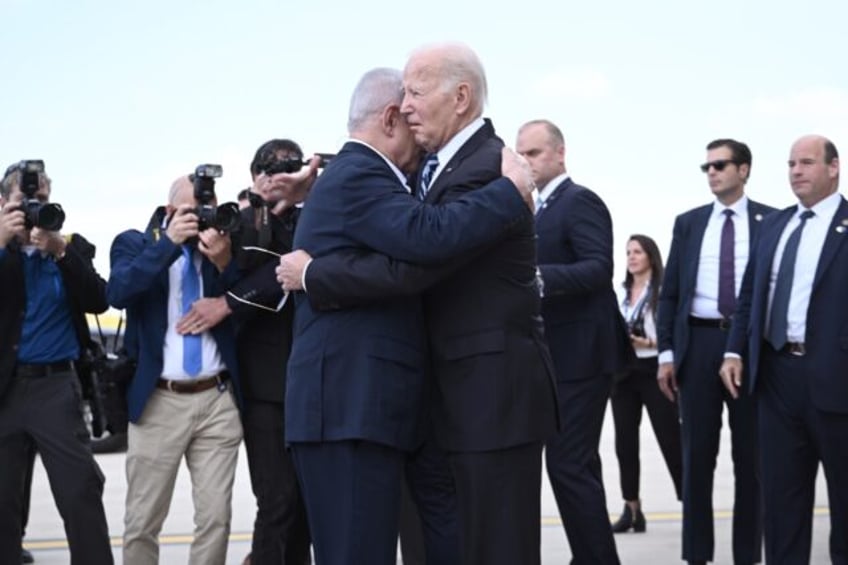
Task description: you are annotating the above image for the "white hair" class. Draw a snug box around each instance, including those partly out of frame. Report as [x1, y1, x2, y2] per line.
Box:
[410, 42, 488, 116]
[347, 68, 404, 133]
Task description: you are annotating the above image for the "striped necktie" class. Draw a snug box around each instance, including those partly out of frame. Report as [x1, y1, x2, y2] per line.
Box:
[418, 154, 439, 201]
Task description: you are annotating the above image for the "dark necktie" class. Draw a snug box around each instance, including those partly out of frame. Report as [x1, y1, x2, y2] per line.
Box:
[418, 154, 439, 201]
[181, 245, 202, 376]
[718, 209, 736, 318]
[767, 210, 815, 350]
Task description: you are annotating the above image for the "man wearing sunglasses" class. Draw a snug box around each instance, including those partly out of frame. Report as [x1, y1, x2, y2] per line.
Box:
[656, 139, 775, 564]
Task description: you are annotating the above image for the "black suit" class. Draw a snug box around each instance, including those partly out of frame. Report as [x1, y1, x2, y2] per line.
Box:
[535, 177, 630, 564]
[228, 205, 310, 564]
[727, 197, 848, 564]
[301, 120, 559, 565]
[657, 198, 775, 564]
[0, 235, 113, 565]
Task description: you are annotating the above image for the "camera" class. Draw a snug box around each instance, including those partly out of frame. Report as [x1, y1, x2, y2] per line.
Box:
[627, 317, 646, 338]
[191, 164, 240, 232]
[9, 160, 66, 231]
[259, 153, 335, 176]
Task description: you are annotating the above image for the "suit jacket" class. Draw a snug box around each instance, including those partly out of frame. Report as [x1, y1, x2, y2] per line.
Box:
[286, 140, 528, 451]
[657, 199, 776, 371]
[0, 234, 107, 399]
[106, 216, 242, 423]
[727, 197, 848, 413]
[535, 178, 632, 382]
[421, 120, 558, 452]
[227, 205, 297, 404]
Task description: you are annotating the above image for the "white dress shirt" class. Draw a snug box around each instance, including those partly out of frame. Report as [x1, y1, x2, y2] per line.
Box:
[768, 191, 842, 343]
[532, 172, 570, 214]
[429, 117, 486, 188]
[691, 195, 751, 319]
[161, 249, 226, 380]
[618, 284, 658, 359]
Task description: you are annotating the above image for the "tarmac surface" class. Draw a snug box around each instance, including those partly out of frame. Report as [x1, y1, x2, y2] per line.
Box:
[25, 407, 831, 564]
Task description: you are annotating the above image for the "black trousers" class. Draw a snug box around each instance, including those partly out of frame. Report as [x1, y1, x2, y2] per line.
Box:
[242, 399, 310, 565]
[547, 374, 620, 564]
[450, 442, 544, 565]
[0, 371, 113, 565]
[678, 325, 762, 564]
[759, 346, 848, 564]
[611, 356, 683, 501]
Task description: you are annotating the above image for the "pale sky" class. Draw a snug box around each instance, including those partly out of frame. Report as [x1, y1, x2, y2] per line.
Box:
[3, 0, 847, 282]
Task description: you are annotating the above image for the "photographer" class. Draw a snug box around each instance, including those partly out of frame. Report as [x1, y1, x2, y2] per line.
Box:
[0, 162, 113, 564]
[178, 140, 318, 565]
[107, 172, 243, 564]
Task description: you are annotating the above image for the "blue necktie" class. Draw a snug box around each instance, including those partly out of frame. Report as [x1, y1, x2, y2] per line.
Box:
[418, 154, 439, 201]
[767, 210, 815, 350]
[181, 245, 202, 376]
[718, 209, 736, 318]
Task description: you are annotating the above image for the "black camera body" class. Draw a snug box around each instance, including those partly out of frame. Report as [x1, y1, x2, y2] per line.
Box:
[192, 164, 240, 233]
[259, 152, 335, 176]
[12, 160, 65, 231]
[627, 317, 646, 338]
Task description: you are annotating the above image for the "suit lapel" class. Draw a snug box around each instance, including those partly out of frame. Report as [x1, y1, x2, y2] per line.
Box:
[757, 209, 794, 288]
[535, 178, 572, 222]
[685, 207, 712, 290]
[813, 197, 848, 290]
[746, 201, 767, 253]
[424, 120, 497, 203]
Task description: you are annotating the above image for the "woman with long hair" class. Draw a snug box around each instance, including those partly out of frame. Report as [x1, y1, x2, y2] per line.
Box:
[610, 234, 683, 533]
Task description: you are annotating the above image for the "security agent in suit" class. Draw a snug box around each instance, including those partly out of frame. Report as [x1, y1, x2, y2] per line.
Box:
[0, 164, 113, 565]
[656, 139, 775, 565]
[282, 46, 558, 565]
[720, 136, 847, 564]
[108, 175, 243, 565]
[284, 66, 537, 565]
[516, 119, 630, 564]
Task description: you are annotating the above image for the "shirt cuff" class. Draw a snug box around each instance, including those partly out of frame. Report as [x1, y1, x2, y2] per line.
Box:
[657, 350, 674, 365]
[723, 352, 742, 360]
[301, 258, 313, 293]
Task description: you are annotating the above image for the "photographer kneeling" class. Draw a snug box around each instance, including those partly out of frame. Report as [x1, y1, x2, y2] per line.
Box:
[107, 169, 243, 564]
[0, 161, 114, 564]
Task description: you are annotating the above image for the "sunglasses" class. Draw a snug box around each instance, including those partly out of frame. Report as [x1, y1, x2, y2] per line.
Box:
[700, 159, 736, 173]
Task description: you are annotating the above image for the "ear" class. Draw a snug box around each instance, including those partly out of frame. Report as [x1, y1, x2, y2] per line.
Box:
[455, 82, 471, 114]
[382, 104, 400, 135]
[829, 157, 840, 180]
[739, 163, 750, 182]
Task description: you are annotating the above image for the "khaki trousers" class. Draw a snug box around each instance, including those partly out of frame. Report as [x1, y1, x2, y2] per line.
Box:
[123, 383, 242, 565]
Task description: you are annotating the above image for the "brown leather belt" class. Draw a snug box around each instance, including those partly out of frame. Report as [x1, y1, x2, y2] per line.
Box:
[15, 360, 75, 378]
[157, 372, 229, 394]
[688, 316, 732, 331]
[781, 342, 806, 357]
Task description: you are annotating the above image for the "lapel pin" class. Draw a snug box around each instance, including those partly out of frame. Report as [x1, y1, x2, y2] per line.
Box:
[837, 226, 846, 233]
[841, 218, 848, 226]
[754, 213, 763, 221]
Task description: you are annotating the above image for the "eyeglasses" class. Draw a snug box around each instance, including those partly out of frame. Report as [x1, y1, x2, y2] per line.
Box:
[700, 159, 736, 173]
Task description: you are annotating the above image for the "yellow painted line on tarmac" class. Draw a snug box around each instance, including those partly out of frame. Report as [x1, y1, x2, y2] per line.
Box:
[23, 507, 832, 550]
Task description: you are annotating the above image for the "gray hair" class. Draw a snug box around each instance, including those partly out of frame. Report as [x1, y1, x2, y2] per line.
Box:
[347, 68, 404, 133]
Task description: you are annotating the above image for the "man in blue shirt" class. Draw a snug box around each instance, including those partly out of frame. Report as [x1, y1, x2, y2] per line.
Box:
[0, 162, 114, 564]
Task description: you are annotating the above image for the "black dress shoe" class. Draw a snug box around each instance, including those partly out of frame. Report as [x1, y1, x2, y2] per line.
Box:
[611, 503, 646, 533]
[90, 431, 128, 454]
[21, 547, 34, 563]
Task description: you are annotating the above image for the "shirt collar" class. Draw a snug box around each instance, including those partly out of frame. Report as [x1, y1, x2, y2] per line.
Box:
[347, 139, 410, 190]
[800, 190, 842, 221]
[534, 172, 570, 205]
[435, 117, 486, 171]
[712, 193, 749, 219]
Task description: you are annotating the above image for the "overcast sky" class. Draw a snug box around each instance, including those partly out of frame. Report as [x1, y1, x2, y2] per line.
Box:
[3, 0, 846, 281]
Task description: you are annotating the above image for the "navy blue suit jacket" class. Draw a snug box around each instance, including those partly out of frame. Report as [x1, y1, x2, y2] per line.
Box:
[657, 199, 776, 371]
[535, 178, 632, 381]
[107, 223, 242, 423]
[727, 197, 848, 413]
[286, 140, 528, 451]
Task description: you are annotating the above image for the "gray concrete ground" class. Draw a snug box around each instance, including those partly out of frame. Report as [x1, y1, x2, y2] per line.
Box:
[25, 407, 831, 564]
